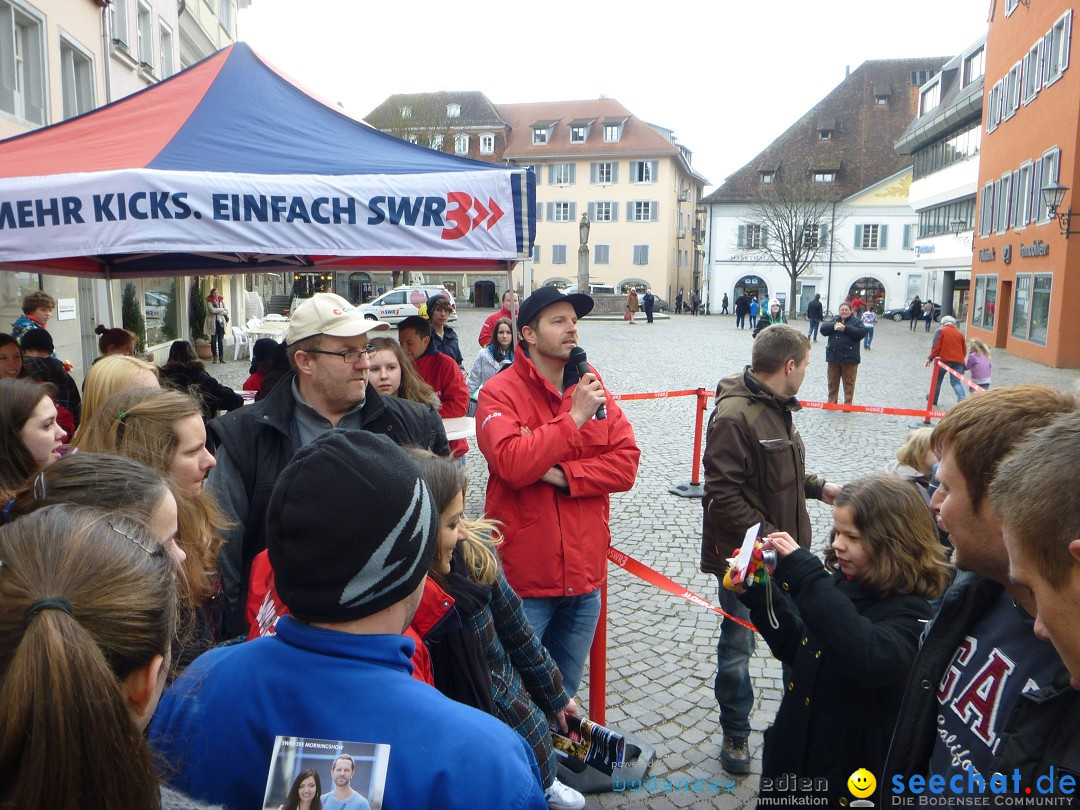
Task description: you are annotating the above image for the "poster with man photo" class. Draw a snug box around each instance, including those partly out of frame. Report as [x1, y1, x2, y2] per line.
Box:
[262, 735, 389, 810]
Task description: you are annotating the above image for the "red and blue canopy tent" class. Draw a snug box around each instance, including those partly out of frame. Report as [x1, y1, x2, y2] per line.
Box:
[0, 43, 534, 278]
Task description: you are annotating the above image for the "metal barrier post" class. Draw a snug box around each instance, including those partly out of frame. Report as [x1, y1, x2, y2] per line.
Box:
[668, 387, 709, 498]
[588, 580, 607, 727]
[910, 360, 943, 428]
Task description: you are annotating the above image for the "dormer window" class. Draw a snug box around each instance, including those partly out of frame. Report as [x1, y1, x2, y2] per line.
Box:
[874, 84, 891, 106]
[819, 130, 832, 141]
[446, 103, 461, 118]
[570, 125, 587, 143]
[602, 117, 627, 143]
[875, 95, 889, 105]
[919, 80, 941, 117]
[760, 172, 774, 184]
[401, 105, 412, 118]
[812, 172, 836, 183]
[533, 128, 548, 145]
[817, 119, 835, 141]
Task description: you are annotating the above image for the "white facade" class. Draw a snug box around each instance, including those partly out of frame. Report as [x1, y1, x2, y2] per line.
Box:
[703, 170, 920, 315]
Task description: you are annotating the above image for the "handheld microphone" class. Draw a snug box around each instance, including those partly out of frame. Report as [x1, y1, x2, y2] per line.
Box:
[568, 346, 606, 420]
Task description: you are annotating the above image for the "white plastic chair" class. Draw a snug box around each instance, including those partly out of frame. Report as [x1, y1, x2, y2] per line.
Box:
[231, 326, 251, 361]
[246, 317, 262, 330]
[263, 314, 287, 322]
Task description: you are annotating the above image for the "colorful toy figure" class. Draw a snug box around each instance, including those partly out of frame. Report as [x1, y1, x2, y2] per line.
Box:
[722, 541, 776, 591]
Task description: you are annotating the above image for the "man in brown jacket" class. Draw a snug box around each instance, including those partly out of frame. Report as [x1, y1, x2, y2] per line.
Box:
[701, 323, 840, 774]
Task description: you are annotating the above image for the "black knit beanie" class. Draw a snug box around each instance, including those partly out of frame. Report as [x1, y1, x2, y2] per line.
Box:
[266, 430, 437, 623]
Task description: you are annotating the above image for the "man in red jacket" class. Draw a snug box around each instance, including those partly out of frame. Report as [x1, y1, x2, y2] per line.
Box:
[475, 287, 640, 698]
[398, 315, 470, 458]
[478, 288, 519, 347]
[925, 315, 968, 406]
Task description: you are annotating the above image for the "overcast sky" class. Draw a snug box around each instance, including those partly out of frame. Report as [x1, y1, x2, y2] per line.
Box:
[239, 0, 991, 191]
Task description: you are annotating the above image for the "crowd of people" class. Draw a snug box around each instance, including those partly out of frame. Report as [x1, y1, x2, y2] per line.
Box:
[2, 283, 1078, 810]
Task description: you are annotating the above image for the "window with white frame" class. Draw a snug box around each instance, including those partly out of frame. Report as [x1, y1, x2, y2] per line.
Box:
[856, 224, 885, 250]
[972, 275, 998, 330]
[219, 0, 233, 35]
[963, 46, 985, 87]
[159, 24, 174, 78]
[532, 127, 548, 145]
[479, 133, 494, 154]
[594, 244, 609, 265]
[812, 172, 835, 183]
[1006, 0, 1019, 16]
[137, 2, 153, 69]
[591, 161, 616, 184]
[59, 36, 95, 120]
[531, 244, 540, 262]
[919, 79, 941, 116]
[446, 103, 460, 118]
[978, 181, 995, 236]
[111, 0, 131, 48]
[738, 224, 765, 249]
[1003, 60, 1022, 120]
[549, 163, 574, 185]
[429, 134, 443, 150]
[603, 123, 621, 142]
[631, 201, 655, 222]
[570, 125, 587, 143]
[552, 202, 572, 222]
[996, 172, 1013, 233]
[552, 245, 567, 265]
[1015, 162, 1032, 227]
[632, 245, 649, 265]
[1022, 40, 1043, 103]
[454, 134, 469, 155]
[1045, 10, 1072, 85]
[986, 80, 1003, 132]
[631, 160, 657, 183]
[1036, 147, 1060, 222]
[0, 1, 46, 125]
[760, 171, 774, 184]
[400, 105, 412, 118]
[590, 201, 615, 222]
[803, 224, 821, 249]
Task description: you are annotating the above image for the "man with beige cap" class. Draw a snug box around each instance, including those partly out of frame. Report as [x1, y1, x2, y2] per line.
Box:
[207, 293, 449, 634]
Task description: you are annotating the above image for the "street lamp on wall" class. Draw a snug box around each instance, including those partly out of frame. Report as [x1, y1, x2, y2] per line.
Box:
[1040, 182, 1080, 239]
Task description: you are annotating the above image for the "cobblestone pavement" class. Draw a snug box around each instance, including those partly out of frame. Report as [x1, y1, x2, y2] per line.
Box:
[211, 310, 1078, 810]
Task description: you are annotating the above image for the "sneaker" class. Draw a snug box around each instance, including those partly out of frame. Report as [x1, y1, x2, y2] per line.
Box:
[544, 778, 585, 810]
[720, 734, 751, 775]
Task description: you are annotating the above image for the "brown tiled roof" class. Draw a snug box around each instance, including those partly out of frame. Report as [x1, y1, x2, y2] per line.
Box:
[703, 58, 950, 204]
[365, 91, 508, 130]
[495, 98, 680, 159]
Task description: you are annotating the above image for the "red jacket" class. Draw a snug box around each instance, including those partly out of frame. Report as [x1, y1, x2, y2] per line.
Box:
[246, 549, 452, 685]
[405, 577, 456, 685]
[929, 324, 967, 365]
[475, 347, 639, 598]
[413, 349, 470, 457]
[478, 306, 511, 347]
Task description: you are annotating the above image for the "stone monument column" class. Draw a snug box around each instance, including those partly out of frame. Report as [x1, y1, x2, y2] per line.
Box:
[577, 213, 590, 293]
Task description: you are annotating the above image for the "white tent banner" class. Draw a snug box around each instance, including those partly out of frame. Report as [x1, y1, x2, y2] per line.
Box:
[0, 168, 526, 262]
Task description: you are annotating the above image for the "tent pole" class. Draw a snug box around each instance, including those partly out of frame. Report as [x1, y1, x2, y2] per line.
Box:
[507, 260, 518, 338]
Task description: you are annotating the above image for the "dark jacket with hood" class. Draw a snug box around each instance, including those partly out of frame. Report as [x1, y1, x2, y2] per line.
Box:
[160, 362, 244, 423]
[432, 324, 464, 371]
[701, 368, 826, 574]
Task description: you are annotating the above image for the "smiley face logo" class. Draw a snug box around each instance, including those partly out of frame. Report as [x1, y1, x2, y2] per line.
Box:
[848, 768, 876, 799]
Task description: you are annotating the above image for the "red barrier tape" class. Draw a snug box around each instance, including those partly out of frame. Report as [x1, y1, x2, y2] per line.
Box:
[609, 389, 700, 401]
[798, 400, 946, 418]
[608, 546, 758, 633]
[935, 359, 988, 392]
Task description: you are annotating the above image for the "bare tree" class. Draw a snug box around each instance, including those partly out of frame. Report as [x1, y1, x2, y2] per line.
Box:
[366, 96, 451, 152]
[732, 180, 845, 318]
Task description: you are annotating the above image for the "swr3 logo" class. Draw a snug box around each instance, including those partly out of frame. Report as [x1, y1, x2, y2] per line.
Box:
[442, 192, 504, 240]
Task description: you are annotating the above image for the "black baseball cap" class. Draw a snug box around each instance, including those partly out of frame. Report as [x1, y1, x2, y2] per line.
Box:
[517, 287, 594, 334]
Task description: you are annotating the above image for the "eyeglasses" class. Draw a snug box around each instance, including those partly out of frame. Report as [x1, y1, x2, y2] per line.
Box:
[304, 346, 378, 364]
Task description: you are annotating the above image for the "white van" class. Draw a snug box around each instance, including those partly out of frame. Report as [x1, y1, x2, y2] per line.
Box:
[562, 283, 616, 295]
[358, 285, 456, 323]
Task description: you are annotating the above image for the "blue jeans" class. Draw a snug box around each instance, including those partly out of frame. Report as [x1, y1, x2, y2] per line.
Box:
[714, 581, 754, 737]
[863, 326, 874, 349]
[933, 361, 967, 405]
[211, 324, 225, 359]
[521, 588, 602, 698]
[807, 319, 820, 340]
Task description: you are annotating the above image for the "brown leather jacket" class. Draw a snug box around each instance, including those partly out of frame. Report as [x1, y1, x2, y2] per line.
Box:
[700, 367, 826, 574]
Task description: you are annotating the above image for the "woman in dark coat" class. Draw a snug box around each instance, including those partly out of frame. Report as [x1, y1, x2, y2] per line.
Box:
[908, 296, 922, 332]
[159, 340, 243, 422]
[819, 303, 866, 405]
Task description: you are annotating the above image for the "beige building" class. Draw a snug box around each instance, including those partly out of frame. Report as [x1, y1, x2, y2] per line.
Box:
[497, 99, 707, 303]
